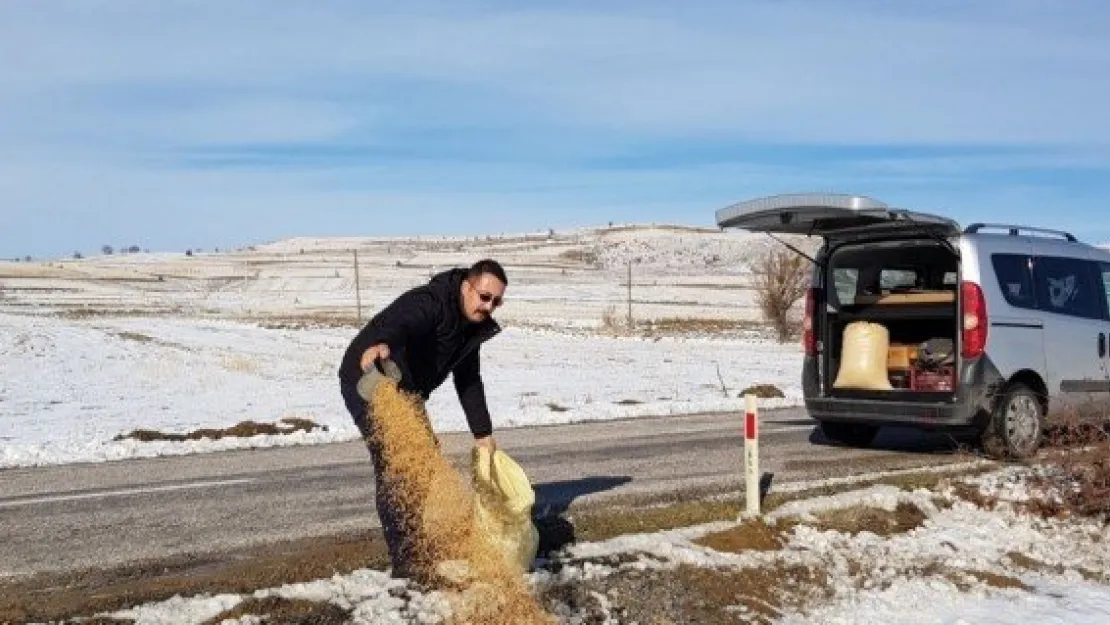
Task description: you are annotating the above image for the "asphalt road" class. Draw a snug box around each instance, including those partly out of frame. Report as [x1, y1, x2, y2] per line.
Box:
[0, 407, 974, 579]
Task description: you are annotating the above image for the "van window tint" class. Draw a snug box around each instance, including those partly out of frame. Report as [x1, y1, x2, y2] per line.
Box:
[991, 254, 1035, 309]
[1031, 256, 1104, 320]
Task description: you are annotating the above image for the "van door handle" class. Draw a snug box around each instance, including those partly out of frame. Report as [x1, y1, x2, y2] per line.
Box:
[1101, 333, 1107, 358]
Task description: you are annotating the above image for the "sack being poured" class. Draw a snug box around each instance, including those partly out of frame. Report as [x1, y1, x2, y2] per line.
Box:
[359, 359, 549, 623]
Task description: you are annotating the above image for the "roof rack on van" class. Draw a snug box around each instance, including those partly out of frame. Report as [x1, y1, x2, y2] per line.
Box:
[964, 223, 1078, 242]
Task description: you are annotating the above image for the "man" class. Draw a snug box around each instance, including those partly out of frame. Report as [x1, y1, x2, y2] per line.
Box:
[337, 258, 507, 576]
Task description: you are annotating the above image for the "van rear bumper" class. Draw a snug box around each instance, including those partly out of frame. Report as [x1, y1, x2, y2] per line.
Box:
[805, 397, 976, 428]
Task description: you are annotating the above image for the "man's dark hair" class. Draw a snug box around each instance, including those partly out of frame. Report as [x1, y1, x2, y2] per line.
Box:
[467, 258, 508, 285]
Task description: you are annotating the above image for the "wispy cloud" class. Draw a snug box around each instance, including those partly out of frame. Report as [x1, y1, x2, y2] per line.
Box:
[2, 0, 1109, 256]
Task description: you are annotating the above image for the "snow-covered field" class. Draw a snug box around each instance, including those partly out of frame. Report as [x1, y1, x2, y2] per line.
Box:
[94, 465, 1110, 624]
[1, 225, 807, 468]
[0, 311, 802, 468]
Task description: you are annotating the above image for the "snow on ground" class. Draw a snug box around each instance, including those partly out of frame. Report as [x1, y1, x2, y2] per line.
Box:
[0, 310, 802, 468]
[91, 465, 1110, 624]
[1, 224, 819, 468]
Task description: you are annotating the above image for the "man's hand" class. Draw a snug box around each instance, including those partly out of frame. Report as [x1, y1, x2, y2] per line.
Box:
[474, 435, 496, 450]
[360, 343, 391, 372]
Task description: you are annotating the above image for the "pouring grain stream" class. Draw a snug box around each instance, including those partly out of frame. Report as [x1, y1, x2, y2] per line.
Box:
[366, 373, 553, 624]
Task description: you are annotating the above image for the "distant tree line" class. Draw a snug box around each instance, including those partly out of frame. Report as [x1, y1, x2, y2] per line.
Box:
[99, 244, 145, 255]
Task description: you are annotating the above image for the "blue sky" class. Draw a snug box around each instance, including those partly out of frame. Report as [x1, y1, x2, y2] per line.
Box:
[2, 0, 1109, 258]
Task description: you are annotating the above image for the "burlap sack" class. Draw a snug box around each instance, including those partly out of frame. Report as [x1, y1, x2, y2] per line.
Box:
[833, 321, 894, 390]
[471, 447, 540, 573]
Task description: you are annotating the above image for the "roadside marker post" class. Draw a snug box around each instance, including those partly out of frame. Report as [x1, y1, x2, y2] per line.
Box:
[743, 393, 760, 518]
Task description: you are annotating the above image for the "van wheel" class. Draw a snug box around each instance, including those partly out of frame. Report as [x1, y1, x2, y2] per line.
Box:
[820, 422, 879, 448]
[981, 383, 1043, 460]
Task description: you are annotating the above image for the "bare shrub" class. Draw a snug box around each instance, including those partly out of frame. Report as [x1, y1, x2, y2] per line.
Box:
[600, 306, 623, 333]
[750, 248, 809, 342]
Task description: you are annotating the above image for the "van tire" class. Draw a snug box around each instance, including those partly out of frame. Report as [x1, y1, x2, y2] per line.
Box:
[981, 383, 1043, 460]
[819, 422, 879, 448]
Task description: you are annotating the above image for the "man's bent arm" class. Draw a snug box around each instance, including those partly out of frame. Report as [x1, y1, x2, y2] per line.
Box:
[453, 349, 493, 438]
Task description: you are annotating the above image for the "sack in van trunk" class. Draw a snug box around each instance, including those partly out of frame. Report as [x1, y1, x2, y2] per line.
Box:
[833, 321, 894, 391]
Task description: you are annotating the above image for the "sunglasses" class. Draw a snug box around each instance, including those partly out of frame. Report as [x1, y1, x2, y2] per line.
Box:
[477, 291, 503, 307]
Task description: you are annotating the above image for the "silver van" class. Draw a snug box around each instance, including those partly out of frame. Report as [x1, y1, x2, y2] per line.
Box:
[716, 193, 1110, 459]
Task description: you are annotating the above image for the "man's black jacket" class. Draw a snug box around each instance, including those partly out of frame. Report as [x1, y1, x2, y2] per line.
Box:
[338, 268, 500, 437]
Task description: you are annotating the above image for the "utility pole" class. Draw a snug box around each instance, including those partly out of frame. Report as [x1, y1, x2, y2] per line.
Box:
[627, 262, 633, 329]
[353, 249, 362, 324]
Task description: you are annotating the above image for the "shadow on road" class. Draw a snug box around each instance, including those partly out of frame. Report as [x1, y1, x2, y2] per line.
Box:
[807, 424, 978, 455]
[532, 475, 632, 558]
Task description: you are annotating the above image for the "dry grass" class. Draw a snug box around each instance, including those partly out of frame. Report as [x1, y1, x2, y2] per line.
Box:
[254, 313, 363, 330]
[56, 307, 189, 320]
[959, 569, 1032, 591]
[1004, 551, 1106, 583]
[948, 482, 1000, 509]
[808, 502, 929, 537]
[0, 263, 80, 278]
[646, 317, 764, 335]
[903, 563, 1032, 593]
[692, 502, 926, 558]
[0, 530, 392, 624]
[540, 562, 831, 625]
[571, 466, 992, 545]
[694, 518, 794, 553]
[1018, 404, 1110, 519]
[222, 354, 258, 373]
[739, 383, 785, 399]
[113, 417, 324, 442]
[558, 249, 599, 266]
[110, 331, 154, 343]
[366, 379, 554, 624]
[573, 500, 740, 543]
[762, 467, 988, 512]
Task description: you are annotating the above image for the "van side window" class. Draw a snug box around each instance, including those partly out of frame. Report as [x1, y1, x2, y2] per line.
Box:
[832, 268, 858, 305]
[1031, 256, 1104, 320]
[1101, 262, 1110, 318]
[991, 254, 1035, 309]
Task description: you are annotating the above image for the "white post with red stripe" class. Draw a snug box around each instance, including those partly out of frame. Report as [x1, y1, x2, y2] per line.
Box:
[744, 393, 760, 518]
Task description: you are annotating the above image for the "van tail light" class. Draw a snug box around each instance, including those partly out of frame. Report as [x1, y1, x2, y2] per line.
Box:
[802, 288, 817, 356]
[961, 281, 987, 359]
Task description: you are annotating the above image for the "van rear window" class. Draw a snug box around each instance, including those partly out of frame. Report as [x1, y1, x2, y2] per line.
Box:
[990, 254, 1036, 309]
[827, 242, 958, 308]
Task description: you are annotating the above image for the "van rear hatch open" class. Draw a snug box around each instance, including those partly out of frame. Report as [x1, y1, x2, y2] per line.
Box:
[716, 193, 967, 404]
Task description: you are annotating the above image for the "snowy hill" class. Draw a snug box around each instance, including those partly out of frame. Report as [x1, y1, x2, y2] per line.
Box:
[0, 224, 817, 328]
